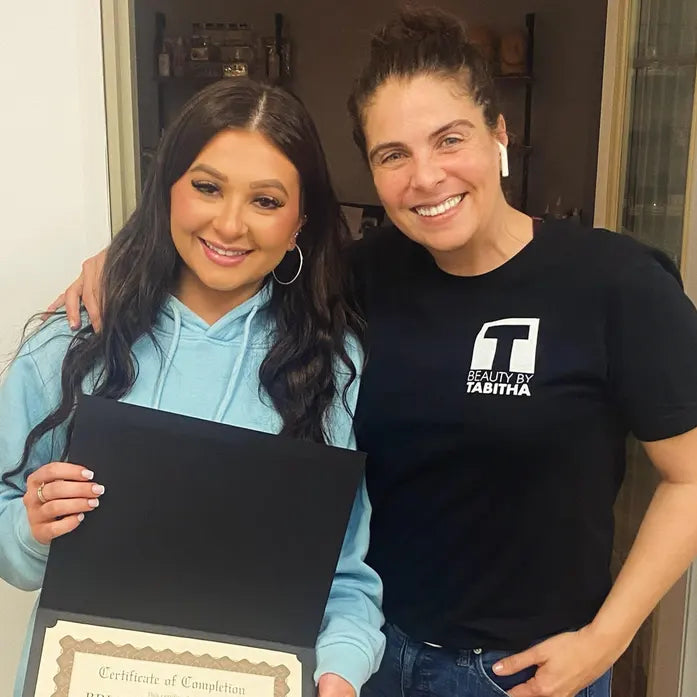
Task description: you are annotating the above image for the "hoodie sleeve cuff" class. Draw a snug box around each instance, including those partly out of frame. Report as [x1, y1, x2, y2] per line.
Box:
[15, 509, 50, 560]
[314, 642, 373, 696]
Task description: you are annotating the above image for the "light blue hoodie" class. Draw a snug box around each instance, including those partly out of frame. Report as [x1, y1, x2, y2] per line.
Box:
[0, 285, 384, 696]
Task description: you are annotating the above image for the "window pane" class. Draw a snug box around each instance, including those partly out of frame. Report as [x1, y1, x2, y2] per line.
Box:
[620, 0, 697, 266]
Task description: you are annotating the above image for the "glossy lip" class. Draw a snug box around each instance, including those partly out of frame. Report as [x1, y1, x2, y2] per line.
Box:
[198, 237, 252, 267]
[410, 193, 468, 224]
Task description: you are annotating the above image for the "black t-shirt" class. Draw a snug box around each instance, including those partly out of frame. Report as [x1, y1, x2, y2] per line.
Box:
[352, 219, 697, 650]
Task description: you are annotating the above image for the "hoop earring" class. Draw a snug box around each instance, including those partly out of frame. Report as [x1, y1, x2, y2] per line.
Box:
[272, 245, 304, 285]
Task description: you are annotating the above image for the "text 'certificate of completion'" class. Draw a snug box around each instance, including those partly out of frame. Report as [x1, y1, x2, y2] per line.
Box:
[34, 621, 301, 697]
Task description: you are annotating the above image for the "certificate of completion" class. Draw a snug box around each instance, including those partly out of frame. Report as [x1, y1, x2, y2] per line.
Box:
[24, 397, 364, 697]
[34, 621, 302, 697]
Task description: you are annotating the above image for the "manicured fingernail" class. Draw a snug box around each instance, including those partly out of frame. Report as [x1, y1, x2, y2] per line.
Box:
[92, 484, 105, 495]
[88, 498, 99, 507]
[493, 663, 503, 674]
[82, 469, 94, 480]
[70, 323, 80, 331]
[77, 513, 85, 522]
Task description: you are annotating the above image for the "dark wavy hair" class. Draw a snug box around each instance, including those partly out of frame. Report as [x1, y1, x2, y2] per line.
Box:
[347, 6, 501, 158]
[4, 79, 363, 487]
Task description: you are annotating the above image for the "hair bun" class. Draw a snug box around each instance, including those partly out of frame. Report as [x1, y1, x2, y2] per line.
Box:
[348, 5, 500, 157]
[372, 6, 469, 51]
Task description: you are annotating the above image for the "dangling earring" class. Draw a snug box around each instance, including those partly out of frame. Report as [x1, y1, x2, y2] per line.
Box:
[273, 242, 304, 285]
[498, 141, 509, 178]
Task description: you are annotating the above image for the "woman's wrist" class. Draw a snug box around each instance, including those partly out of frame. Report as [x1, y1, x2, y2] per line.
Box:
[584, 614, 635, 662]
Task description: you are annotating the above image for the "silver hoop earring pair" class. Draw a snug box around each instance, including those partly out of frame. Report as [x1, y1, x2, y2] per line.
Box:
[272, 244, 304, 285]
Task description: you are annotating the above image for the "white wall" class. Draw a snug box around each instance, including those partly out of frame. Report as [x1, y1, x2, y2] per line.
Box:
[0, 2, 111, 694]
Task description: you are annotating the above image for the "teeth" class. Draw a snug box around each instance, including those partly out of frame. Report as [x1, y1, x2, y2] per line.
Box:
[203, 239, 248, 257]
[415, 194, 464, 217]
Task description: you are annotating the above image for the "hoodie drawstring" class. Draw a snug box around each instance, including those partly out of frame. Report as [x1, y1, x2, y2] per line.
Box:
[152, 303, 182, 410]
[151, 301, 259, 421]
[213, 305, 258, 422]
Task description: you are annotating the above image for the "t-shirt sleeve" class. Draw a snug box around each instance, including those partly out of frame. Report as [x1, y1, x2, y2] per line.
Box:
[608, 249, 697, 441]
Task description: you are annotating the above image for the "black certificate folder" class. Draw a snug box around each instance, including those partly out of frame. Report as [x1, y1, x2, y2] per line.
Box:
[24, 395, 365, 697]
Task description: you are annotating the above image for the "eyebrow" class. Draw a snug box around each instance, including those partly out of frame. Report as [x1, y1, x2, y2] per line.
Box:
[249, 179, 288, 196]
[189, 166, 289, 196]
[431, 119, 475, 138]
[368, 119, 476, 163]
[189, 164, 227, 181]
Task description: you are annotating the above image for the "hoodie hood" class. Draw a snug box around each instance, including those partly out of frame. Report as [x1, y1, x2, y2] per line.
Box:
[155, 283, 272, 343]
[143, 283, 274, 424]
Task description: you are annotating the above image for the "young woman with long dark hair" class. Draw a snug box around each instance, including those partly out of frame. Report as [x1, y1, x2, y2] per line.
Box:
[0, 78, 383, 697]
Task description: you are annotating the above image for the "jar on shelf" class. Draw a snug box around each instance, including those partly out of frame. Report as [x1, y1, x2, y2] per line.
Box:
[190, 23, 208, 61]
[499, 28, 528, 75]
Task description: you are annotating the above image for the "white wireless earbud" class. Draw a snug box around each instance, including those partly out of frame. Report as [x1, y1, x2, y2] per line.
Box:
[498, 141, 509, 178]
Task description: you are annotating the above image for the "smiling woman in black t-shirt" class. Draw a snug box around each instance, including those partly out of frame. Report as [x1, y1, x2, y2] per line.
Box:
[345, 9, 697, 697]
[55, 8, 697, 697]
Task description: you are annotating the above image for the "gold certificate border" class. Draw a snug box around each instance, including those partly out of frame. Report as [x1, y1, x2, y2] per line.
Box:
[51, 635, 291, 697]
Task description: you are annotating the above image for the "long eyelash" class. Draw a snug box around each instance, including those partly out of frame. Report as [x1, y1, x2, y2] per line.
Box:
[256, 196, 284, 208]
[192, 180, 218, 194]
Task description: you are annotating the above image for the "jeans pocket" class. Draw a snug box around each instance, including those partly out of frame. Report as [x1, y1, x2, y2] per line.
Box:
[476, 650, 537, 696]
[475, 653, 515, 697]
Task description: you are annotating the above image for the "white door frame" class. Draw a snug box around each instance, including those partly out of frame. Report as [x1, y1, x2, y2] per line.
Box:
[681, 53, 697, 301]
[101, 0, 139, 234]
[594, 0, 634, 230]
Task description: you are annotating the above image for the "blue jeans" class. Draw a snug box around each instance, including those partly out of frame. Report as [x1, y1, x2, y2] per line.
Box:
[362, 623, 612, 697]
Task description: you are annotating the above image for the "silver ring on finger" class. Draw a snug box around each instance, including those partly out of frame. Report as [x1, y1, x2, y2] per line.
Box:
[37, 482, 48, 505]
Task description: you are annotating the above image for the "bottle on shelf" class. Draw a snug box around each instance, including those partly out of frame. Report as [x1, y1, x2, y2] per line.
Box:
[266, 42, 280, 82]
[157, 40, 171, 77]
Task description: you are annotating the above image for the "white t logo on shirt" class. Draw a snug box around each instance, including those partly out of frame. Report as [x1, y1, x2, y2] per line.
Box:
[467, 319, 540, 397]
